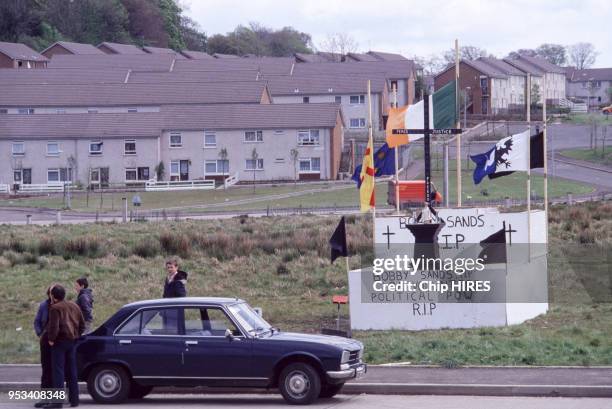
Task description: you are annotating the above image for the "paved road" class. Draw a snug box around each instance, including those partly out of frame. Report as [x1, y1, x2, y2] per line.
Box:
[1, 393, 611, 409]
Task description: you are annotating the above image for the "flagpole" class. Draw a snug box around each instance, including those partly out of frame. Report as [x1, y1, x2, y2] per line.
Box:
[368, 80, 376, 245]
[543, 78, 548, 215]
[455, 39, 462, 207]
[526, 73, 532, 259]
[393, 85, 400, 214]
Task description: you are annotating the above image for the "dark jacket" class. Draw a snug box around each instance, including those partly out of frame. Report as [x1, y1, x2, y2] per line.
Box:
[163, 270, 188, 298]
[47, 300, 86, 342]
[34, 299, 50, 337]
[76, 288, 94, 322]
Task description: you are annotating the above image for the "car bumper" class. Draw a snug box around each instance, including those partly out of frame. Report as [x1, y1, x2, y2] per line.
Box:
[326, 363, 367, 382]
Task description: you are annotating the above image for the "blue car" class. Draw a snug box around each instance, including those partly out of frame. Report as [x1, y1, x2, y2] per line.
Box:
[77, 297, 366, 405]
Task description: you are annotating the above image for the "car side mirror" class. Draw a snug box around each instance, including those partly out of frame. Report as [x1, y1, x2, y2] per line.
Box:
[225, 328, 235, 340]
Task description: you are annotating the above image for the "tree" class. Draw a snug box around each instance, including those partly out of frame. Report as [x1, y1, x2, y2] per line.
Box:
[531, 83, 541, 107]
[290, 148, 299, 187]
[120, 0, 168, 47]
[155, 161, 165, 181]
[250, 148, 259, 193]
[506, 48, 537, 59]
[535, 43, 567, 66]
[0, 0, 44, 43]
[569, 42, 597, 70]
[319, 32, 359, 59]
[179, 15, 206, 51]
[443, 45, 489, 64]
[218, 148, 228, 189]
[413, 54, 446, 75]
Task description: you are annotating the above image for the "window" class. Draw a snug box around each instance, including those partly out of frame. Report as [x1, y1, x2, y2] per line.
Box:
[298, 129, 320, 146]
[87, 108, 98, 114]
[335, 96, 342, 103]
[349, 95, 365, 104]
[127, 107, 138, 113]
[56, 108, 66, 114]
[12, 142, 25, 156]
[349, 118, 366, 128]
[89, 141, 103, 155]
[274, 158, 286, 164]
[138, 167, 149, 180]
[0, 109, 7, 114]
[246, 158, 264, 170]
[205, 160, 229, 175]
[390, 80, 398, 91]
[204, 132, 216, 148]
[244, 130, 263, 142]
[18, 108, 34, 115]
[274, 130, 284, 135]
[125, 168, 137, 181]
[124, 139, 136, 155]
[303, 96, 310, 103]
[47, 142, 60, 156]
[48, 168, 71, 183]
[14, 169, 32, 184]
[299, 157, 321, 173]
[170, 132, 182, 148]
[184, 307, 240, 337]
[170, 161, 180, 178]
[116, 308, 179, 336]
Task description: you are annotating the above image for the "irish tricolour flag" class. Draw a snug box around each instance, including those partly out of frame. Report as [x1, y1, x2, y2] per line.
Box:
[386, 80, 457, 148]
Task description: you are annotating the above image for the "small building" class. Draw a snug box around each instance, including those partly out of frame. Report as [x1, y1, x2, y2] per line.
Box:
[504, 55, 566, 104]
[0, 41, 48, 69]
[567, 68, 612, 107]
[41, 41, 104, 58]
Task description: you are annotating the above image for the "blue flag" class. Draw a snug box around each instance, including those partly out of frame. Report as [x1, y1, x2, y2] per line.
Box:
[352, 143, 395, 188]
[470, 146, 496, 184]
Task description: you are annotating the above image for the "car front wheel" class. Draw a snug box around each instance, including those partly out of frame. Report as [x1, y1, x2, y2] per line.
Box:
[87, 364, 131, 404]
[319, 382, 344, 398]
[279, 362, 321, 405]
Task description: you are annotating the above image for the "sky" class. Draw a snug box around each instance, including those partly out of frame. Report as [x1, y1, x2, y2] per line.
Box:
[183, 0, 612, 67]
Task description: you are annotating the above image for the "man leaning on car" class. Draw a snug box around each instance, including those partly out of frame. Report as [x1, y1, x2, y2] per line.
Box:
[45, 285, 86, 408]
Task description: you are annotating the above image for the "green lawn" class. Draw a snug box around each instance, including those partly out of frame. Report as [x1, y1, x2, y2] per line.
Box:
[563, 113, 612, 125]
[561, 147, 612, 167]
[0, 201, 611, 366]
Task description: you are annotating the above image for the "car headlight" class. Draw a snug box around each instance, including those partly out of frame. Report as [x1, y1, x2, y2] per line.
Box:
[341, 350, 350, 363]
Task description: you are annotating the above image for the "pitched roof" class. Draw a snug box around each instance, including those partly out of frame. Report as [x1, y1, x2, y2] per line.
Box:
[517, 55, 565, 74]
[42, 41, 104, 55]
[142, 46, 186, 58]
[503, 58, 544, 76]
[0, 112, 162, 139]
[97, 42, 147, 54]
[266, 73, 387, 95]
[0, 68, 129, 84]
[346, 53, 380, 62]
[162, 103, 343, 130]
[47, 53, 175, 71]
[292, 60, 415, 80]
[0, 81, 269, 107]
[477, 57, 526, 76]
[294, 53, 333, 63]
[569, 68, 612, 82]
[180, 50, 214, 60]
[127, 69, 260, 83]
[366, 51, 408, 61]
[172, 57, 295, 75]
[0, 41, 48, 62]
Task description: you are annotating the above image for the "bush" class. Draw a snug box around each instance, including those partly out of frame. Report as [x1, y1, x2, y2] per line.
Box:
[37, 238, 57, 255]
[159, 232, 191, 257]
[63, 236, 103, 258]
[133, 239, 160, 258]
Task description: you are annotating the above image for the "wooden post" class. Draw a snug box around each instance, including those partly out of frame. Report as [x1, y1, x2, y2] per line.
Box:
[526, 73, 532, 258]
[368, 80, 376, 244]
[393, 85, 400, 214]
[455, 39, 462, 207]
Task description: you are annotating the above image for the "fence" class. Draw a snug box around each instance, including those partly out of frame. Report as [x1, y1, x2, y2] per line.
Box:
[144, 179, 215, 192]
[16, 183, 71, 194]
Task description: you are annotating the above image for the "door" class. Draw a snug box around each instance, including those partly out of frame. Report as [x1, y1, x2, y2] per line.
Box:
[100, 167, 110, 188]
[181, 307, 255, 384]
[22, 169, 32, 184]
[113, 308, 185, 379]
[179, 160, 189, 181]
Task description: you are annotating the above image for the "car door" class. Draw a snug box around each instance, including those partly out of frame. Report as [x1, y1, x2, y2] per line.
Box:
[114, 307, 185, 379]
[181, 306, 256, 385]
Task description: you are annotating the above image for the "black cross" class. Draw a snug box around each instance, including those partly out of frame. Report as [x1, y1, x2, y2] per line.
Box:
[382, 225, 395, 249]
[392, 93, 462, 206]
[503, 221, 517, 245]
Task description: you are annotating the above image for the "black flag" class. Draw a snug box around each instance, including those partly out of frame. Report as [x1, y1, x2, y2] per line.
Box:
[488, 131, 544, 180]
[329, 216, 348, 264]
[407, 222, 444, 259]
[478, 227, 507, 264]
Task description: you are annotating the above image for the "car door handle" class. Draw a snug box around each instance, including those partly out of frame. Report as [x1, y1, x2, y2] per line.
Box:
[118, 339, 132, 345]
[185, 340, 198, 346]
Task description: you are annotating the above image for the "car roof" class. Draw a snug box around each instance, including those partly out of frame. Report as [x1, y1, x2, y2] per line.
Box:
[123, 297, 245, 309]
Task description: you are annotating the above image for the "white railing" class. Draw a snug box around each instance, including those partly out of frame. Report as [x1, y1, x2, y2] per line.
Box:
[571, 102, 588, 113]
[16, 183, 71, 194]
[218, 172, 239, 189]
[0, 184, 10, 194]
[145, 179, 215, 192]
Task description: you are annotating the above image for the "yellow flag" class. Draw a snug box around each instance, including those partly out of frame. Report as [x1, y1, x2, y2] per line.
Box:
[359, 137, 376, 212]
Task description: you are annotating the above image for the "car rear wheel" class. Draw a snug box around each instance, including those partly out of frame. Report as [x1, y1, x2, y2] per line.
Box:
[319, 382, 344, 398]
[128, 382, 153, 399]
[279, 362, 321, 405]
[87, 364, 131, 404]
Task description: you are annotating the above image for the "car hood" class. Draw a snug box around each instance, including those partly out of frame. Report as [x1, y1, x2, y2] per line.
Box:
[267, 332, 363, 350]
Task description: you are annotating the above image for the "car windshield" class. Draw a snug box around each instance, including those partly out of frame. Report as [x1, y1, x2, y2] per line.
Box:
[228, 302, 272, 335]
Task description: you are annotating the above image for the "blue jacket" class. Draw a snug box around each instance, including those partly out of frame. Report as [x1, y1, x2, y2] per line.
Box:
[34, 299, 50, 337]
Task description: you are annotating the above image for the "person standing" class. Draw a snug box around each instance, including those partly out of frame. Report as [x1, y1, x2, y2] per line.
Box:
[163, 259, 188, 298]
[47, 285, 85, 408]
[33, 285, 55, 408]
[74, 278, 93, 334]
